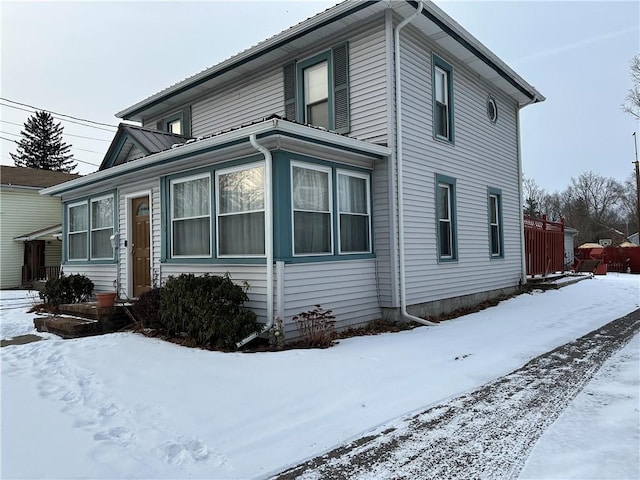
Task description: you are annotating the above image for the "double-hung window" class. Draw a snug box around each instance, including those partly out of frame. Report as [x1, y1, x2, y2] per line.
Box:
[90, 196, 114, 259]
[433, 55, 454, 142]
[171, 174, 211, 257]
[292, 163, 332, 255]
[488, 188, 503, 258]
[283, 43, 350, 133]
[337, 170, 371, 254]
[68, 202, 88, 260]
[217, 163, 265, 257]
[436, 174, 457, 261]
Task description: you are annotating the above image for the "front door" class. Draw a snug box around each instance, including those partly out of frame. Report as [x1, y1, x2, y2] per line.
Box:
[23, 240, 45, 283]
[131, 196, 151, 297]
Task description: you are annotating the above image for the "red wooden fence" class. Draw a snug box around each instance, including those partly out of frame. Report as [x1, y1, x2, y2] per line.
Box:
[524, 215, 565, 276]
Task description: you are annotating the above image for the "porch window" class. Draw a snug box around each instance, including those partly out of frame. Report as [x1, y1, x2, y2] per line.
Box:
[488, 188, 503, 258]
[90, 196, 114, 259]
[216, 163, 265, 256]
[436, 174, 457, 261]
[68, 202, 88, 260]
[292, 163, 332, 255]
[171, 174, 211, 257]
[337, 171, 370, 253]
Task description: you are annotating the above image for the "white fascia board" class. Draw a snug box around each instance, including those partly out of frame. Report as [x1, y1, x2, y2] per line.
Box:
[41, 118, 390, 197]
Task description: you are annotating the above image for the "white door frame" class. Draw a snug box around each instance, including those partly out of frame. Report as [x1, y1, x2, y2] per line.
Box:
[124, 190, 153, 298]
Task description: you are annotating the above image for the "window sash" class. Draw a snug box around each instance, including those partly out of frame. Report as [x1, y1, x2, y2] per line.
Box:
[292, 163, 332, 256]
[68, 203, 88, 260]
[90, 197, 114, 259]
[171, 174, 211, 257]
[337, 171, 370, 254]
[438, 182, 454, 259]
[302, 59, 330, 129]
[490, 194, 501, 256]
[216, 163, 266, 257]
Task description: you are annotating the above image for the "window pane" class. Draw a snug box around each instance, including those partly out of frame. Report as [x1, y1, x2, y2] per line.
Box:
[439, 221, 452, 257]
[92, 228, 113, 258]
[490, 196, 498, 224]
[340, 214, 369, 252]
[294, 211, 331, 254]
[168, 119, 181, 134]
[69, 232, 87, 259]
[304, 61, 328, 104]
[173, 217, 210, 256]
[69, 204, 88, 232]
[491, 225, 500, 255]
[219, 166, 264, 214]
[435, 103, 448, 138]
[307, 101, 329, 129]
[438, 185, 449, 220]
[435, 69, 447, 104]
[173, 177, 209, 218]
[218, 212, 265, 255]
[293, 167, 329, 211]
[338, 175, 367, 214]
[92, 197, 113, 229]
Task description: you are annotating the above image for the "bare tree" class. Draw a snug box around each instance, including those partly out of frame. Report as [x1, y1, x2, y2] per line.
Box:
[619, 172, 639, 236]
[622, 54, 640, 119]
[522, 176, 546, 217]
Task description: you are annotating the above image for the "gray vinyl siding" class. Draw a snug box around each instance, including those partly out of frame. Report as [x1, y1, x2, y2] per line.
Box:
[142, 18, 389, 145]
[397, 25, 522, 307]
[373, 158, 394, 307]
[62, 264, 117, 293]
[281, 259, 380, 338]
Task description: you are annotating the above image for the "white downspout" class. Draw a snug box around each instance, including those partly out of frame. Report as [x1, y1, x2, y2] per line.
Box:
[517, 95, 538, 285]
[236, 133, 275, 347]
[395, 1, 438, 327]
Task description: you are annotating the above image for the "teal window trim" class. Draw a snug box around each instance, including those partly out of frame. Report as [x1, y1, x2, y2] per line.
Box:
[158, 106, 191, 136]
[336, 168, 372, 255]
[435, 173, 458, 262]
[432, 54, 454, 144]
[296, 50, 334, 130]
[487, 187, 504, 259]
[63, 190, 117, 265]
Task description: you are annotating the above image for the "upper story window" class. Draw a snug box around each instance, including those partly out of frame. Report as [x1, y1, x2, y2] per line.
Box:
[436, 174, 457, 261]
[283, 43, 350, 134]
[432, 55, 454, 143]
[156, 107, 191, 137]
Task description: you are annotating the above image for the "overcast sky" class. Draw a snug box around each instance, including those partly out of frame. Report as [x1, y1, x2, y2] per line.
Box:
[1, 1, 638, 193]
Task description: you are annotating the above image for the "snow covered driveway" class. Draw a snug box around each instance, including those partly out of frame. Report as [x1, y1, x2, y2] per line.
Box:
[274, 309, 640, 480]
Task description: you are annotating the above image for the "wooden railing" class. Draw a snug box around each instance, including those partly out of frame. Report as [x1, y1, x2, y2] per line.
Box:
[524, 215, 565, 276]
[22, 265, 61, 284]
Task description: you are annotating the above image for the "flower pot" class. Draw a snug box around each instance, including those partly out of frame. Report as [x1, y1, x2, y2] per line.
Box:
[96, 292, 117, 308]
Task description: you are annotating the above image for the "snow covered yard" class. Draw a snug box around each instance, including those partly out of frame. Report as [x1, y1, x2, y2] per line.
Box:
[1, 274, 639, 479]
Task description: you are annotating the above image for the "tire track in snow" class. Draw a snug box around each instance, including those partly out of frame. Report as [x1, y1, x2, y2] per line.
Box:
[274, 309, 640, 480]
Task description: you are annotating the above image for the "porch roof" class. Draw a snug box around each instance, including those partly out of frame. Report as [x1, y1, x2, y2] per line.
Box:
[14, 224, 62, 242]
[41, 116, 391, 197]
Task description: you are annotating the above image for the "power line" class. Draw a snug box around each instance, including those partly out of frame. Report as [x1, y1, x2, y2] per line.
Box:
[0, 97, 118, 129]
[0, 130, 103, 154]
[0, 102, 116, 133]
[0, 120, 112, 142]
[0, 137, 99, 167]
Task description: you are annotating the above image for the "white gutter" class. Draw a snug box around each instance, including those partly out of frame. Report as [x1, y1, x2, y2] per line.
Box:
[395, 1, 438, 327]
[236, 134, 275, 348]
[517, 94, 539, 284]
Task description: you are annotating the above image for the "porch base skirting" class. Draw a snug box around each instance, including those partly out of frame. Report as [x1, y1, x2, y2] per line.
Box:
[380, 285, 520, 322]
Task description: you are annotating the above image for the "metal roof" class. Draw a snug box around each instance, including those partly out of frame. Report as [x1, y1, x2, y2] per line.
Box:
[116, 0, 543, 122]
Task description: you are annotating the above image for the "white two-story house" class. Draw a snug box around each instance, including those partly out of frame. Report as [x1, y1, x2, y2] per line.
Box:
[42, 1, 544, 340]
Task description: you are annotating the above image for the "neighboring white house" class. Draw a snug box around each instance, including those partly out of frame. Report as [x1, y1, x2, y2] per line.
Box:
[42, 1, 544, 338]
[0, 166, 80, 288]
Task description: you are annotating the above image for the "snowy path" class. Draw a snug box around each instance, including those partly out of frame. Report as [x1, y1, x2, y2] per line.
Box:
[274, 309, 640, 480]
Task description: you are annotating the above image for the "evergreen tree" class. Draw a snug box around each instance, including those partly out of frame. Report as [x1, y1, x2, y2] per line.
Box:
[10, 110, 77, 172]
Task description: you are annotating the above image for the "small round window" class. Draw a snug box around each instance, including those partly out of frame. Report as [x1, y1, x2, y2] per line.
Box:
[486, 95, 498, 124]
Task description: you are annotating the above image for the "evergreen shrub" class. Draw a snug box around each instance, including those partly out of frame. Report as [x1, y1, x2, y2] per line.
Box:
[160, 273, 259, 350]
[132, 287, 163, 329]
[40, 273, 94, 308]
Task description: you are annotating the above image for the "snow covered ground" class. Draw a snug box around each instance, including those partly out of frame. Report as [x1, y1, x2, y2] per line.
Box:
[1, 274, 639, 479]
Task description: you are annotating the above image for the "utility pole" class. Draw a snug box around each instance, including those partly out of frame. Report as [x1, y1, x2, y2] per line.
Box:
[634, 132, 640, 237]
